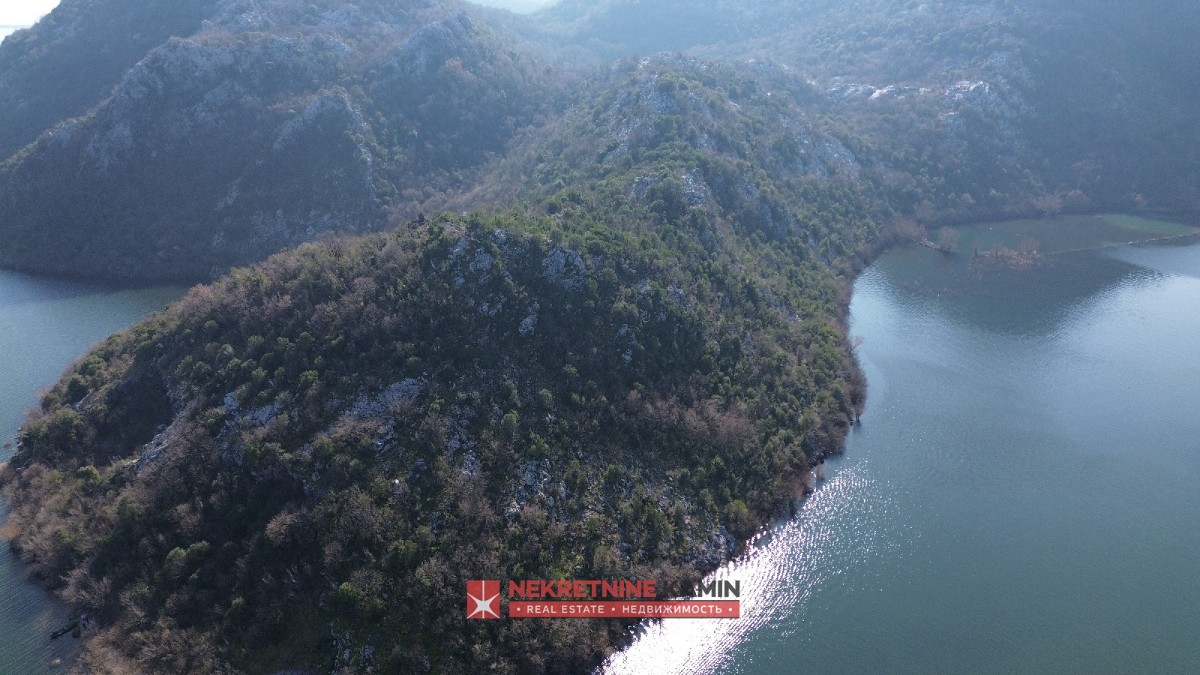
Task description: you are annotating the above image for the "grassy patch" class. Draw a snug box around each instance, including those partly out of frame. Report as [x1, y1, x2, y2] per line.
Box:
[1100, 213, 1197, 237]
[952, 214, 1197, 256]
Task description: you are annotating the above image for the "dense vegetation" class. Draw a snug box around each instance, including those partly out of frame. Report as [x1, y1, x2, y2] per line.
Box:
[2, 211, 861, 672]
[467, 54, 892, 269]
[0, 0, 1197, 672]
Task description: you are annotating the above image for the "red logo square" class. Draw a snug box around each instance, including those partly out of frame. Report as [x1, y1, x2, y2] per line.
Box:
[467, 580, 501, 619]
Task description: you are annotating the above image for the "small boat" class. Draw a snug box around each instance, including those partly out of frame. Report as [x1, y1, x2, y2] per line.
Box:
[49, 619, 79, 640]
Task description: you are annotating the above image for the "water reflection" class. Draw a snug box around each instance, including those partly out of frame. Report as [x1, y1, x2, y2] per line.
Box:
[605, 453, 904, 674]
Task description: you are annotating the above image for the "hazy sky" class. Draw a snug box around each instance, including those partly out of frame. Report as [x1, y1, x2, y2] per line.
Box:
[0, 0, 59, 27]
[0, 1, 553, 40]
[472, 0, 557, 11]
[0, 0, 556, 26]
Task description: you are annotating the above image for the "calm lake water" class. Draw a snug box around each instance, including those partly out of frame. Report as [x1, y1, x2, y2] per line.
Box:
[0, 270, 181, 674]
[605, 215, 1200, 674]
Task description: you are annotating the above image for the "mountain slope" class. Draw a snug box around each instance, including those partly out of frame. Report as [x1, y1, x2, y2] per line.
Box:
[475, 54, 892, 270]
[1, 0, 1196, 282]
[526, 0, 1200, 217]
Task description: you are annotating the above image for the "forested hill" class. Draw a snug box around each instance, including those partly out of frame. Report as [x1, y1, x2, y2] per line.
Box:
[466, 54, 891, 269]
[2, 211, 862, 672]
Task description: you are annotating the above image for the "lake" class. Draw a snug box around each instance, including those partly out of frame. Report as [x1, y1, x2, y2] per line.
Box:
[0, 270, 181, 674]
[604, 214, 1200, 674]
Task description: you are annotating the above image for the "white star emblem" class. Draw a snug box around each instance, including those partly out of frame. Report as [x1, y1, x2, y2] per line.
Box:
[468, 591, 499, 619]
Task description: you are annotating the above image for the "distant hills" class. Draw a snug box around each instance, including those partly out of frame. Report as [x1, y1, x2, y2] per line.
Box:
[0, 0, 1195, 281]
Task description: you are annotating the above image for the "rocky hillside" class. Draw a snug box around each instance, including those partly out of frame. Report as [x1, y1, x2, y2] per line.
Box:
[525, 0, 1200, 217]
[0, 0, 222, 161]
[469, 55, 887, 261]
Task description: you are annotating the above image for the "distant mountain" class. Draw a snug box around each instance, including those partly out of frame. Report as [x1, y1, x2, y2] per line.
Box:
[0, 0, 223, 161]
[472, 53, 891, 272]
[0, 0, 553, 280]
[527, 0, 772, 58]
[2, 0, 1194, 283]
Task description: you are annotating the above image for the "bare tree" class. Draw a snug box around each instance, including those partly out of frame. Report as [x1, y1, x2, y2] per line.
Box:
[849, 335, 865, 354]
[936, 226, 960, 253]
